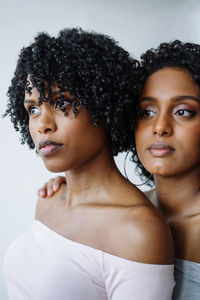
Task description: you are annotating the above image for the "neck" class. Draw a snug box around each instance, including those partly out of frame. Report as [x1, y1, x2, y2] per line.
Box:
[64, 147, 123, 206]
[154, 166, 200, 217]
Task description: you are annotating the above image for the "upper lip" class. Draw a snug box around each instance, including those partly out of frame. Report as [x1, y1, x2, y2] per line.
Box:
[39, 140, 63, 150]
[148, 142, 175, 151]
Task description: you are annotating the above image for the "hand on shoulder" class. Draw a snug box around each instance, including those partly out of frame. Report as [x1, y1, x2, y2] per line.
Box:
[37, 176, 66, 198]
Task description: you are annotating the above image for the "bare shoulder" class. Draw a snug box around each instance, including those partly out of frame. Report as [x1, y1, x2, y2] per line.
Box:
[35, 184, 67, 219]
[109, 205, 174, 264]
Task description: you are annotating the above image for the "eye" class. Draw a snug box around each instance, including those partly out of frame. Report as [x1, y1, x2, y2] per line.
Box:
[140, 109, 156, 118]
[175, 109, 196, 118]
[27, 106, 40, 116]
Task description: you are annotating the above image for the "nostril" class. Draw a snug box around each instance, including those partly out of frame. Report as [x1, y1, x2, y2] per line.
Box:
[44, 128, 52, 134]
[153, 129, 170, 136]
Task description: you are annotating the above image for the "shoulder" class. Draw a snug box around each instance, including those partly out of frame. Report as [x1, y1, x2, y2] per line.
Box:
[110, 205, 174, 264]
[35, 184, 67, 219]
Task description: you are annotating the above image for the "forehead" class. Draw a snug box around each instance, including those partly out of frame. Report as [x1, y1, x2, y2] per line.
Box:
[142, 67, 200, 97]
[26, 76, 59, 93]
[25, 84, 39, 100]
[25, 77, 71, 100]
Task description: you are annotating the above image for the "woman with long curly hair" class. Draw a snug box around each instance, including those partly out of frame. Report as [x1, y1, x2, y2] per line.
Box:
[4, 28, 174, 300]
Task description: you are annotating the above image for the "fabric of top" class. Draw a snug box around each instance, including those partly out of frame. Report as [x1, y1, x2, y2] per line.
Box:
[4, 220, 175, 300]
[173, 258, 200, 300]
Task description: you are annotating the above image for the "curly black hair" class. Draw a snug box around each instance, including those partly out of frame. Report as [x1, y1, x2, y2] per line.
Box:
[5, 28, 139, 156]
[131, 40, 200, 185]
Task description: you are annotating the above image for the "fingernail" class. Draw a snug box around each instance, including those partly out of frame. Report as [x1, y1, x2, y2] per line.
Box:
[40, 191, 45, 197]
[47, 189, 52, 196]
[53, 184, 58, 191]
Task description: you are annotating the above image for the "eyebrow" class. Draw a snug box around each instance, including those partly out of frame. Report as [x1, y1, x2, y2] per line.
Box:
[139, 95, 200, 104]
[24, 99, 37, 104]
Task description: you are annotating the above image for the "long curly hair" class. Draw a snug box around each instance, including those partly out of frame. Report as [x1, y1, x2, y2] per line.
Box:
[5, 28, 139, 156]
[131, 40, 200, 186]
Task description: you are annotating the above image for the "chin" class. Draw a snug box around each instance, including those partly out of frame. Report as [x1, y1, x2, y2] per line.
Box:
[46, 166, 66, 173]
[42, 161, 67, 173]
[145, 163, 173, 177]
[153, 170, 172, 177]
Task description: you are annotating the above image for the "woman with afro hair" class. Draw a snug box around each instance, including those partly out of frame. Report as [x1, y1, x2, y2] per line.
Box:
[4, 28, 174, 300]
[134, 40, 200, 299]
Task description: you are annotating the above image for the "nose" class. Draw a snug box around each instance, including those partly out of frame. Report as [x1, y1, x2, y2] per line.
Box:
[38, 106, 57, 134]
[152, 115, 173, 137]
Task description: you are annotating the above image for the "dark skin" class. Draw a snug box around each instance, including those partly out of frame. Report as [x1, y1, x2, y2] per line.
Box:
[41, 67, 200, 264]
[135, 67, 200, 263]
[27, 82, 173, 265]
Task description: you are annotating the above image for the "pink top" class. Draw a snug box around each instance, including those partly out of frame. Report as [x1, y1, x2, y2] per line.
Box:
[4, 220, 175, 300]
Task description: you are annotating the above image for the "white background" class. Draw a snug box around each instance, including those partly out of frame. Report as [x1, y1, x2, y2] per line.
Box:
[1, 0, 200, 298]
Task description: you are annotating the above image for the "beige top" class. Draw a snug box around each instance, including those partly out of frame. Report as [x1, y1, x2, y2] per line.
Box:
[4, 220, 175, 300]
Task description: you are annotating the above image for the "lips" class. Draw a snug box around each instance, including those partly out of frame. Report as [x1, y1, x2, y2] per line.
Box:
[39, 140, 64, 157]
[148, 142, 175, 157]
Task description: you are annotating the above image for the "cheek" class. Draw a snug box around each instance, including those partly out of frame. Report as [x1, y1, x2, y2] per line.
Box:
[61, 118, 106, 151]
[183, 132, 200, 160]
[177, 125, 200, 147]
[135, 124, 149, 150]
[29, 121, 37, 146]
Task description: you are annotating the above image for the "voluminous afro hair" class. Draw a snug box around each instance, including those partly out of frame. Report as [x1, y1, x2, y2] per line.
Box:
[131, 40, 200, 185]
[5, 28, 139, 156]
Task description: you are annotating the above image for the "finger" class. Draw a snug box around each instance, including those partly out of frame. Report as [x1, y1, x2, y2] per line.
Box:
[47, 179, 55, 196]
[37, 186, 47, 198]
[38, 179, 54, 197]
[53, 176, 66, 192]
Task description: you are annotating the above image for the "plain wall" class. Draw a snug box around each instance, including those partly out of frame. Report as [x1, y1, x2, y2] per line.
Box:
[1, 0, 200, 298]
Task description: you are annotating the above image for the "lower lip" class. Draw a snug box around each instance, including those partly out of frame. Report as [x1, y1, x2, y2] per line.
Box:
[149, 148, 174, 157]
[40, 145, 64, 157]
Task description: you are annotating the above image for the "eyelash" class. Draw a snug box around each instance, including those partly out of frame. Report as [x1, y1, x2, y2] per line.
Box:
[27, 106, 40, 116]
[140, 109, 156, 118]
[26, 98, 72, 116]
[174, 109, 196, 117]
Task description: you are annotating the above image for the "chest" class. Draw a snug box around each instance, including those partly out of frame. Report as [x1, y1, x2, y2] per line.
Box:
[37, 201, 124, 253]
[169, 214, 200, 262]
